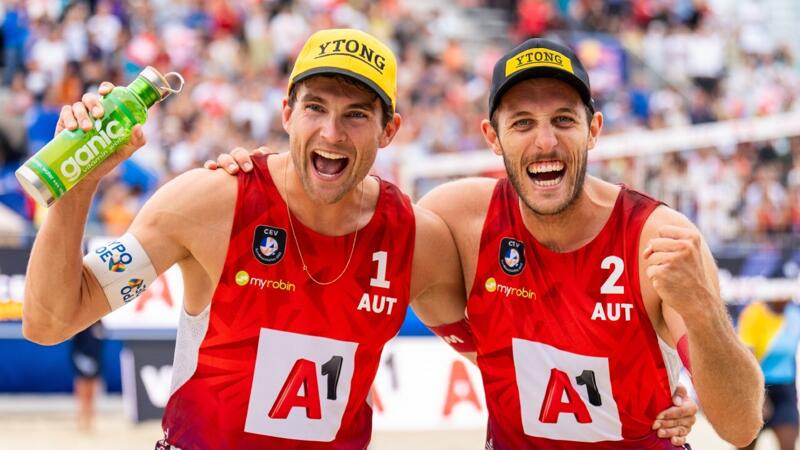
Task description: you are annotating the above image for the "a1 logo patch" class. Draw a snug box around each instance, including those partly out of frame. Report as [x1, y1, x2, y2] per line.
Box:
[511, 339, 622, 442]
[245, 329, 357, 441]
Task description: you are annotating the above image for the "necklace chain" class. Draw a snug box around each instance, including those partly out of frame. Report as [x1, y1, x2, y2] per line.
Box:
[284, 161, 364, 286]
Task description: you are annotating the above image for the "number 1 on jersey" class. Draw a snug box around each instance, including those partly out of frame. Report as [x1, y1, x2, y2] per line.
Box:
[370, 251, 390, 289]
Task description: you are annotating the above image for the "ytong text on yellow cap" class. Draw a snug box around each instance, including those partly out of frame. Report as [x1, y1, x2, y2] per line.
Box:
[288, 28, 397, 112]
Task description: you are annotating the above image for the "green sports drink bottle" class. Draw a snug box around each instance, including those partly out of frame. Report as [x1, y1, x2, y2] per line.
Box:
[15, 66, 184, 207]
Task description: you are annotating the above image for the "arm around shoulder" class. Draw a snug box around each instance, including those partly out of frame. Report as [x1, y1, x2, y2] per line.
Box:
[410, 206, 477, 362]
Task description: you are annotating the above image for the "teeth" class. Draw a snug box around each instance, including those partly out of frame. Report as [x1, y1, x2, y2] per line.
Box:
[532, 177, 561, 187]
[527, 161, 564, 174]
[315, 150, 347, 160]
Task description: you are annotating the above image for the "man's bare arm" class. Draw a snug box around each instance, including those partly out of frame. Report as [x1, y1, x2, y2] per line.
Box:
[643, 207, 764, 446]
[408, 206, 475, 362]
[23, 83, 152, 344]
[23, 84, 237, 344]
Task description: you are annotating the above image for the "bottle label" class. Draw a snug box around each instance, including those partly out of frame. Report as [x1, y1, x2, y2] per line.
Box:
[24, 95, 136, 198]
[57, 119, 125, 182]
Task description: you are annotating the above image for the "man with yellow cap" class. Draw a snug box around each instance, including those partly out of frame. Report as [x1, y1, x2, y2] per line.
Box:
[22, 28, 469, 449]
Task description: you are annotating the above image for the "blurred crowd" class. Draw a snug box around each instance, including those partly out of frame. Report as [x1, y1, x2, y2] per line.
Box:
[0, 0, 798, 245]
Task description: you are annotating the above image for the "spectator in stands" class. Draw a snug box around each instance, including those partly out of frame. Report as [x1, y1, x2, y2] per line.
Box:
[743, 162, 789, 239]
[1, 0, 28, 86]
[0, 0, 798, 248]
[0, 72, 31, 164]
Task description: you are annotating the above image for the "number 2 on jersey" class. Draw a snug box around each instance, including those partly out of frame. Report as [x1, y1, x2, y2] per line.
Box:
[600, 256, 624, 294]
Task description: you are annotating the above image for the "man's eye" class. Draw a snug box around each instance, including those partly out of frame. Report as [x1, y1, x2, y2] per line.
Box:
[513, 119, 532, 127]
[555, 116, 575, 125]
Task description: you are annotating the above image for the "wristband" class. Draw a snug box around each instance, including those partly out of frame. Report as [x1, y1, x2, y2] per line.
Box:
[84, 233, 157, 311]
[677, 334, 692, 375]
[429, 318, 477, 353]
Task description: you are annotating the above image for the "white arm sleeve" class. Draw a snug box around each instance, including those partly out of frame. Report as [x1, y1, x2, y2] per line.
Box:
[83, 233, 157, 311]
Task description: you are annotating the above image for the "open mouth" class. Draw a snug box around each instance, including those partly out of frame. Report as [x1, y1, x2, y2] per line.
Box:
[311, 150, 349, 178]
[527, 160, 565, 187]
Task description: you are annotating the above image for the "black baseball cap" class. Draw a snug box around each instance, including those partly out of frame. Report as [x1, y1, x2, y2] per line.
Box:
[488, 38, 595, 118]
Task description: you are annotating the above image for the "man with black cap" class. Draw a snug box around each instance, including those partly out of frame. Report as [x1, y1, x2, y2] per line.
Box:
[416, 38, 764, 448]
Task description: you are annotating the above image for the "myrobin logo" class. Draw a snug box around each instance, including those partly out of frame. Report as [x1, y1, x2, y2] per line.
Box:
[236, 270, 296, 292]
[235, 270, 250, 286]
[317, 39, 386, 73]
[485, 277, 536, 300]
[505, 48, 574, 77]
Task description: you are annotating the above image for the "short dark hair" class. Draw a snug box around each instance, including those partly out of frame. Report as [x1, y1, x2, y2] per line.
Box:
[490, 103, 594, 132]
[287, 74, 394, 128]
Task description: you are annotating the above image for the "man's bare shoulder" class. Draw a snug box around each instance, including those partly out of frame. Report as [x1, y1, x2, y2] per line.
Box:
[130, 168, 239, 242]
[145, 168, 237, 212]
[644, 204, 698, 235]
[417, 177, 497, 222]
[412, 204, 454, 245]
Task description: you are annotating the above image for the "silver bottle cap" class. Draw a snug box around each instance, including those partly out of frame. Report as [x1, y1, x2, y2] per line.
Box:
[16, 165, 56, 207]
[139, 66, 185, 101]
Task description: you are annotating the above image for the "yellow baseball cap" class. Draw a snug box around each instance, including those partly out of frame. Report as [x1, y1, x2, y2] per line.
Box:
[288, 28, 397, 112]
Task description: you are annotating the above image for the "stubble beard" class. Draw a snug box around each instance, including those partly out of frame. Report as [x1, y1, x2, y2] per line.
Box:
[501, 141, 588, 217]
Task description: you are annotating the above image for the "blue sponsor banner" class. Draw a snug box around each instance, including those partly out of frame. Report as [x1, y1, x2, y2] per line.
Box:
[0, 337, 123, 393]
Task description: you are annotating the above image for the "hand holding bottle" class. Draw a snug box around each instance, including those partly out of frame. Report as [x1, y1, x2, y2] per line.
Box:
[16, 66, 183, 207]
[56, 81, 147, 193]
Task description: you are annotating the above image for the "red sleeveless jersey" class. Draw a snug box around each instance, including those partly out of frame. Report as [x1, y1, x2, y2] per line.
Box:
[467, 179, 683, 449]
[162, 154, 415, 449]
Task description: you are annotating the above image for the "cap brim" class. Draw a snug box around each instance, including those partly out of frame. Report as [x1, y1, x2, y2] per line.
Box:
[491, 67, 593, 116]
[290, 67, 394, 112]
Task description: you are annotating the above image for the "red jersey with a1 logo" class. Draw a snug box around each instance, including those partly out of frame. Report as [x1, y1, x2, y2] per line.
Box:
[161, 154, 414, 449]
[468, 179, 683, 449]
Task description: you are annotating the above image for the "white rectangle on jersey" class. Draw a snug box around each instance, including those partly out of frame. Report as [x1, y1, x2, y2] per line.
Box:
[512, 338, 622, 442]
[244, 328, 358, 441]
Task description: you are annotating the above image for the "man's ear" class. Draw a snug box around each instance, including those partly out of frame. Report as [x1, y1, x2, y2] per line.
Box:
[378, 113, 402, 148]
[587, 111, 603, 151]
[481, 118, 503, 156]
[281, 97, 292, 134]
